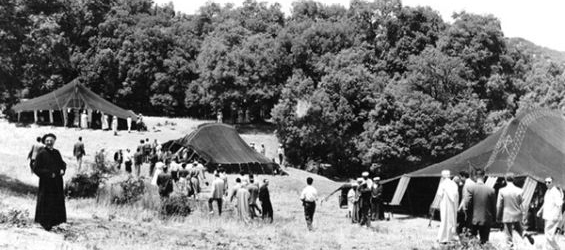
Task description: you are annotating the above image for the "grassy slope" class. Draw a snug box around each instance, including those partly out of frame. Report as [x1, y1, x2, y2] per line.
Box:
[0, 117, 556, 249]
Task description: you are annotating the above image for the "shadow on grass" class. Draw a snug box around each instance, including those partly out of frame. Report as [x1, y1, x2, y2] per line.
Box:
[0, 174, 37, 196]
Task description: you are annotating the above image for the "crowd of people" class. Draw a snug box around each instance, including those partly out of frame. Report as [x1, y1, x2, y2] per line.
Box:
[437, 169, 563, 249]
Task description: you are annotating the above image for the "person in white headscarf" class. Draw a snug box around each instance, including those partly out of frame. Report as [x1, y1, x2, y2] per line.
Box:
[437, 170, 459, 244]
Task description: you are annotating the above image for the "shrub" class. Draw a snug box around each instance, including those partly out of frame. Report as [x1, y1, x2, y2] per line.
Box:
[112, 177, 146, 205]
[66, 172, 103, 198]
[159, 196, 191, 217]
[0, 209, 32, 228]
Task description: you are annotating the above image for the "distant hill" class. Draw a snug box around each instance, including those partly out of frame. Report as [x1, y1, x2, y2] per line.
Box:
[507, 37, 565, 65]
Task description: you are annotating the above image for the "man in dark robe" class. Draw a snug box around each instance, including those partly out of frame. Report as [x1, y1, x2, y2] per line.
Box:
[370, 177, 384, 221]
[259, 179, 273, 223]
[33, 133, 67, 231]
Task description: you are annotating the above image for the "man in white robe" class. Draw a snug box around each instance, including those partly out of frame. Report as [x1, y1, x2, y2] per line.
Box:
[437, 170, 459, 244]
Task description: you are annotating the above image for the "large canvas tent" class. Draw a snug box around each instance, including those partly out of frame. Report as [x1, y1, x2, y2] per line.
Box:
[164, 123, 278, 174]
[11, 80, 137, 127]
[382, 109, 565, 216]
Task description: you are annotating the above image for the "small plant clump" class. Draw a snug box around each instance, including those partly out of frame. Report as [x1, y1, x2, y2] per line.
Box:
[0, 209, 32, 228]
[66, 172, 103, 198]
[112, 177, 146, 205]
[159, 196, 191, 217]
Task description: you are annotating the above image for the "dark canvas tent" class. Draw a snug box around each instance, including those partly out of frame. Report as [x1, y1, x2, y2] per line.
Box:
[11, 80, 137, 126]
[165, 123, 278, 174]
[382, 109, 565, 216]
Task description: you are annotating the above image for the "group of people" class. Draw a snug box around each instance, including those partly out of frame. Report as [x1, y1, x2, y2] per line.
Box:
[438, 169, 563, 249]
[225, 174, 274, 223]
[65, 109, 145, 134]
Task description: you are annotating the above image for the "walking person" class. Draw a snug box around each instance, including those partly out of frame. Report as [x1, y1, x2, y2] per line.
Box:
[32, 133, 66, 231]
[458, 170, 475, 232]
[497, 173, 535, 248]
[208, 172, 225, 215]
[247, 176, 262, 218]
[156, 164, 173, 200]
[300, 177, 318, 231]
[28, 136, 43, 172]
[277, 144, 284, 165]
[358, 174, 372, 227]
[537, 177, 563, 250]
[235, 178, 251, 223]
[437, 170, 459, 244]
[149, 150, 158, 177]
[73, 137, 86, 172]
[259, 179, 273, 223]
[461, 170, 496, 244]
[348, 182, 358, 221]
[133, 148, 143, 177]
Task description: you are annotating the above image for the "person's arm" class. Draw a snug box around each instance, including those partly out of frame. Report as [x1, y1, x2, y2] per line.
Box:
[460, 186, 472, 212]
[32, 151, 52, 177]
[323, 186, 343, 202]
[496, 192, 504, 222]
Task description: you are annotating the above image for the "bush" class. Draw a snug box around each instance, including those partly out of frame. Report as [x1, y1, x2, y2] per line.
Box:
[0, 209, 32, 228]
[159, 196, 191, 217]
[66, 172, 103, 198]
[112, 177, 146, 205]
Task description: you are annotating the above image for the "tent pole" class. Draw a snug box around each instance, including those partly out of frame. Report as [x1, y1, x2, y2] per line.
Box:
[17, 112, 21, 122]
[62, 108, 68, 127]
[33, 110, 37, 124]
[49, 110, 54, 124]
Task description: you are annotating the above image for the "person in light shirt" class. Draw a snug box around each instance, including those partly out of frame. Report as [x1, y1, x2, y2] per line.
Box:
[537, 177, 564, 250]
[437, 170, 459, 244]
[300, 177, 318, 231]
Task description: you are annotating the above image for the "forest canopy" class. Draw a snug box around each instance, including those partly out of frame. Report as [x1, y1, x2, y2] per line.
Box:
[1, 0, 564, 178]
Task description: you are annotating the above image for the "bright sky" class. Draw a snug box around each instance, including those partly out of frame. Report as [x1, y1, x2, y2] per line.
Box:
[153, 0, 565, 52]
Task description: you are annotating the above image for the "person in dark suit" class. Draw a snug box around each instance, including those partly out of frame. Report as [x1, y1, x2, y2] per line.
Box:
[461, 169, 496, 244]
[497, 173, 535, 248]
[73, 137, 85, 172]
[259, 179, 273, 223]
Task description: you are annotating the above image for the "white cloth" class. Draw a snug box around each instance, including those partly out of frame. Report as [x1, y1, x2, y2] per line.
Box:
[124, 151, 132, 162]
[102, 114, 109, 130]
[127, 117, 132, 132]
[347, 188, 356, 215]
[151, 162, 165, 186]
[437, 178, 459, 243]
[543, 187, 564, 221]
[300, 185, 318, 202]
[81, 113, 88, 129]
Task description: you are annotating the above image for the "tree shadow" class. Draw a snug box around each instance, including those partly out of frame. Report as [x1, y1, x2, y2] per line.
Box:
[0, 174, 37, 196]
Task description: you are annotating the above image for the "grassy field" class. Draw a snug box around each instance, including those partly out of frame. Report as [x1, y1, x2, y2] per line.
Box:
[0, 117, 561, 249]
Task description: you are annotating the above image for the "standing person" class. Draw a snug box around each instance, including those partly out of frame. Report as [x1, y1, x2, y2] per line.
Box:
[216, 110, 222, 123]
[80, 111, 88, 129]
[111, 115, 118, 136]
[32, 133, 66, 231]
[133, 148, 143, 177]
[461, 170, 496, 244]
[143, 138, 151, 163]
[73, 137, 86, 172]
[124, 149, 133, 174]
[352, 178, 363, 223]
[113, 149, 123, 170]
[235, 178, 251, 222]
[229, 178, 242, 203]
[101, 113, 109, 130]
[126, 115, 132, 133]
[156, 164, 173, 200]
[348, 182, 358, 220]
[219, 168, 228, 193]
[260, 144, 266, 156]
[497, 173, 535, 248]
[370, 177, 384, 221]
[537, 177, 563, 250]
[259, 179, 273, 223]
[277, 144, 284, 165]
[437, 170, 459, 244]
[28, 137, 44, 172]
[149, 150, 158, 177]
[247, 176, 262, 218]
[358, 175, 372, 227]
[300, 177, 318, 231]
[208, 172, 225, 215]
[189, 163, 201, 198]
[458, 171, 475, 232]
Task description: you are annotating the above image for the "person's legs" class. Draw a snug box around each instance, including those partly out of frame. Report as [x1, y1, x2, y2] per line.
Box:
[304, 202, 314, 230]
[503, 223, 514, 249]
[217, 198, 223, 216]
[208, 198, 214, 213]
[545, 219, 560, 250]
[478, 225, 490, 244]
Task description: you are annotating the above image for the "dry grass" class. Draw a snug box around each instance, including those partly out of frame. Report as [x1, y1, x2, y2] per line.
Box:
[0, 117, 563, 249]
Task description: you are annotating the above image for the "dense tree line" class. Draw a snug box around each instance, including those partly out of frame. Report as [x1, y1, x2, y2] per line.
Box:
[1, 0, 564, 178]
